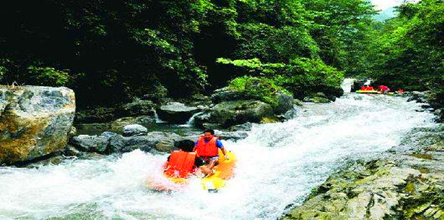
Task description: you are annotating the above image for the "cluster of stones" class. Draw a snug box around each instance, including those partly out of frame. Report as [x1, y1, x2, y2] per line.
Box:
[67, 123, 249, 157]
[282, 126, 444, 220]
[156, 87, 299, 129]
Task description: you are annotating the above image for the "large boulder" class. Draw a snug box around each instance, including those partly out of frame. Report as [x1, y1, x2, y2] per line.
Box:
[196, 100, 273, 128]
[69, 134, 109, 153]
[108, 135, 154, 153]
[146, 132, 184, 152]
[212, 87, 294, 115]
[0, 86, 75, 165]
[274, 92, 294, 114]
[156, 102, 199, 124]
[303, 92, 331, 103]
[407, 91, 428, 103]
[211, 87, 254, 103]
[108, 132, 184, 153]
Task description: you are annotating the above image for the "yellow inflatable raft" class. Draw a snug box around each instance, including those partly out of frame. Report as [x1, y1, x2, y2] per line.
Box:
[356, 90, 395, 95]
[149, 150, 237, 192]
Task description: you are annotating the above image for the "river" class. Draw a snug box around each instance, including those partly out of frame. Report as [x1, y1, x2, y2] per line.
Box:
[0, 81, 437, 220]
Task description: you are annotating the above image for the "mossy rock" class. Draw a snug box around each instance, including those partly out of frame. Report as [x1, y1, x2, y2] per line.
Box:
[409, 153, 433, 160]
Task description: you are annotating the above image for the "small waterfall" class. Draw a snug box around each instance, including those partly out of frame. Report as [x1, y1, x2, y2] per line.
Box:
[1, 89, 6, 100]
[180, 112, 203, 127]
[341, 78, 355, 93]
[153, 109, 166, 123]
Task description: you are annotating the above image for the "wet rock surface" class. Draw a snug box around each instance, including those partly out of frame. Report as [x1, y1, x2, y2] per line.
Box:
[195, 100, 274, 128]
[282, 126, 444, 220]
[123, 124, 148, 136]
[69, 135, 109, 153]
[0, 86, 75, 165]
[156, 102, 199, 124]
[110, 116, 155, 131]
[70, 131, 189, 154]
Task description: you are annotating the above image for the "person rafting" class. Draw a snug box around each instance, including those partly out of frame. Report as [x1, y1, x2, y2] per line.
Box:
[361, 85, 374, 91]
[194, 129, 229, 176]
[378, 85, 390, 94]
[164, 140, 204, 178]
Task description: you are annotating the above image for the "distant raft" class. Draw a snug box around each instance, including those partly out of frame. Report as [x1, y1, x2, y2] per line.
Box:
[356, 89, 379, 94]
[356, 90, 395, 95]
[148, 150, 237, 192]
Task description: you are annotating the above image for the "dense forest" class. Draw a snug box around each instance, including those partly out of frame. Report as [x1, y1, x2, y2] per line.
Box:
[370, 0, 444, 108]
[0, 0, 442, 109]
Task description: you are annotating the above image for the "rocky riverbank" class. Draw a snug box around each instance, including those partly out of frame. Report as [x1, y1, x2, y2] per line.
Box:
[1, 83, 311, 166]
[0, 86, 75, 165]
[281, 98, 444, 219]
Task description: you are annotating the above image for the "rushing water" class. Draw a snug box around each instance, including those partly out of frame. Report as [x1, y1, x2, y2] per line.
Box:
[0, 87, 437, 220]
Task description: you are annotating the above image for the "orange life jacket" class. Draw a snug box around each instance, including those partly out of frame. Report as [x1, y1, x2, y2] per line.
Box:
[195, 136, 218, 157]
[164, 151, 196, 178]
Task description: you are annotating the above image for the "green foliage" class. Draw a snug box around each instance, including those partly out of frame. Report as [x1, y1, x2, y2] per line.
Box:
[368, 0, 444, 94]
[0, 0, 375, 108]
[217, 58, 286, 75]
[228, 76, 290, 107]
[276, 58, 345, 98]
[27, 66, 69, 86]
[303, 0, 377, 75]
[0, 66, 6, 81]
[235, 22, 319, 63]
[219, 57, 344, 99]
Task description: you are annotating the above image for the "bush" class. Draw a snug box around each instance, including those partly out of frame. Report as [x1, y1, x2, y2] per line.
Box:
[276, 58, 344, 98]
[219, 57, 344, 99]
[27, 66, 69, 86]
[228, 76, 290, 107]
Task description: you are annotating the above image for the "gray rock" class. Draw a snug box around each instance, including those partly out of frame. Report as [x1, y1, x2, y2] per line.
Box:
[100, 131, 118, 138]
[193, 112, 212, 129]
[274, 93, 294, 114]
[0, 85, 75, 165]
[108, 132, 184, 153]
[229, 122, 253, 132]
[156, 102, 199, 123]
[407, 91, 427, 103]
[69, 135, 109, 153]
[282, 127, 444, 220]
[194, 100, 275, 128]
[211, 87, 253, 103]
[110, 116, 155, 131]
[108, 135, 153, 153]
[283, 106, 299, 120]
[68, 126, 77, 138]
[63, 145, 83, 157]
[212, 87, 294, 115]
[123, 124, 148, 136]
[303, 96, 331, 103]
[215, 131, 249, 141]
[147, 132, 183, 152]
[211, 100, 274, 127]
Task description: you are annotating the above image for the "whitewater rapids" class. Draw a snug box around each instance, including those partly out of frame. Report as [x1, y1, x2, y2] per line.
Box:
[0, 92, 436, 219]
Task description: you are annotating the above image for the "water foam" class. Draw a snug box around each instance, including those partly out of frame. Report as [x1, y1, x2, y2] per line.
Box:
[0, 94, 436, 219]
